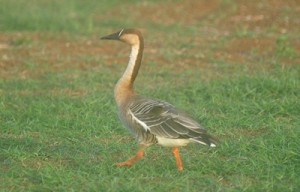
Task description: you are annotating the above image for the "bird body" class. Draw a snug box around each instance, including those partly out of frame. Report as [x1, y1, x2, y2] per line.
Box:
[101, 28, 217, 170]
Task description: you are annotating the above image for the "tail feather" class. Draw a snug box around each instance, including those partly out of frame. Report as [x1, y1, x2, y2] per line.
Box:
[190, 134, 218, 147]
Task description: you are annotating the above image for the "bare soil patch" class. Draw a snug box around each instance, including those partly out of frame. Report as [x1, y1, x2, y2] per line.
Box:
[1, 1, 299, 80]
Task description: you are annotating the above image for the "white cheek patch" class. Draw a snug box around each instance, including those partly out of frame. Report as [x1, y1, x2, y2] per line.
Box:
[118, 29, 124, 37]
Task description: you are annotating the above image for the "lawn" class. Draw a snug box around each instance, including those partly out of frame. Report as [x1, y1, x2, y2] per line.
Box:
[1, 0, 300, 191]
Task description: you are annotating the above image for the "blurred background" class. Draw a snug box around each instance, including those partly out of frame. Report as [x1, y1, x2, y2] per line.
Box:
[1, 0, 299, 76]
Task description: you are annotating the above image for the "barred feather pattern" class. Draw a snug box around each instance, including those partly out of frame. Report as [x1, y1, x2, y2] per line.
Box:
[121, 96, 217, 147]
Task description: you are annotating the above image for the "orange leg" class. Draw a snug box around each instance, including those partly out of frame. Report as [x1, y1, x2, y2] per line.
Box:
[172, 147, 183, 171]
[116, 145, 145, 166]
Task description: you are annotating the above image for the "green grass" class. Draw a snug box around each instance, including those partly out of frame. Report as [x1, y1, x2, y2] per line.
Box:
[1, 0, 300, 191]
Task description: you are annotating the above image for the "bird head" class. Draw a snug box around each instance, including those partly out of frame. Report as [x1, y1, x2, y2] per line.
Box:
[101, 28, 142, 46]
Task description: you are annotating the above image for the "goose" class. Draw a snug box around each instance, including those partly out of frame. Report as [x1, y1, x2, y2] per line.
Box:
[101, 28, 217, 171]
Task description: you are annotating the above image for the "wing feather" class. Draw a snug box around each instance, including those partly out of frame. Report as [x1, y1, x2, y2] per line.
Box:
[129, 97, 216, 146]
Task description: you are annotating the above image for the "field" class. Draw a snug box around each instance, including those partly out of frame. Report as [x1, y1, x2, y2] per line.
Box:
[1, 0, 300, 191]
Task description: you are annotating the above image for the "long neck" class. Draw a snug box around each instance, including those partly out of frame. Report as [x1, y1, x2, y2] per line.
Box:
[124, 40, 144, 86]
[114, 37, 144, 105]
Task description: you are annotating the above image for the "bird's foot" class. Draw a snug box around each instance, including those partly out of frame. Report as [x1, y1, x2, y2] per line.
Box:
[177, 165, 183, 171]
[115, 147, 144, 167]
[115, 161, 133, 166]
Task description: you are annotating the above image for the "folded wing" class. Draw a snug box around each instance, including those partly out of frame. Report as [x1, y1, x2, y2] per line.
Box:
[129, 97, 217, 147]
